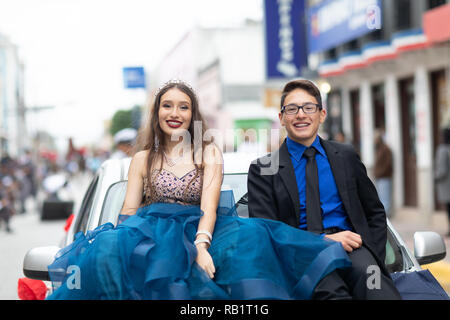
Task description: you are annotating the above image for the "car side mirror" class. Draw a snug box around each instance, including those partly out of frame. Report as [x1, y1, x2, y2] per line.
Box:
[23, 246, 61, 281]
[414, 231, 446, 265]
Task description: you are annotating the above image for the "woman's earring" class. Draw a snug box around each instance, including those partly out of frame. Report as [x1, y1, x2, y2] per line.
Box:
[154, 136, 159, 151]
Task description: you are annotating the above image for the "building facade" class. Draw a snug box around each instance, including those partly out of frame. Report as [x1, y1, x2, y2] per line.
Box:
[149, 21, 278, 154]
[0, 33, 26, 158]
[148, 0, 450, 220]
[306, 0, 450, 219]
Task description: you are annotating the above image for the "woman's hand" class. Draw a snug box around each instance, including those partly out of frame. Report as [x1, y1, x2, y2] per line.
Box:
[195, 244, 216, 279]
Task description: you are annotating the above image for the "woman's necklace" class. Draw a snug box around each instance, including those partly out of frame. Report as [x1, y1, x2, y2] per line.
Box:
[164, 151, 183, 167]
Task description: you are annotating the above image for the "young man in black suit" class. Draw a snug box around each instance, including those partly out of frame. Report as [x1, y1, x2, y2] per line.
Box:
[247, 79, 401, 300]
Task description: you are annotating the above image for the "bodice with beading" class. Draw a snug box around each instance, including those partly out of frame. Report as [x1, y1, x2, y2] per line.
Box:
[142, 168, 202, 206]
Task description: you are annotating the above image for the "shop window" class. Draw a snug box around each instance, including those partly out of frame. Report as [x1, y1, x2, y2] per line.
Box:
[324, 48, 337, 60]
[395, 0, 412, 31]
[399, 77, 417, 207]
[343, 40, 359, 52]
[368, 29, 383, 41]
[350, 90, 361, 154]
[428, 0, 446, 10]
[325, 91, 343, 141]
[372, 84, 386, 131]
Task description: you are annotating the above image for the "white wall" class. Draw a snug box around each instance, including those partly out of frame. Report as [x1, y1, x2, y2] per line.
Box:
[149, 22, 267, 153]
[151, 30, 199, 89]
[150, 22, 265, 91]
[0, 36, 25, 157]
[211, 25, 264, 85]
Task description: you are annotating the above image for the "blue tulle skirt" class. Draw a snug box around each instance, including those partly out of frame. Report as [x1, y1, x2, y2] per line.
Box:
[47, 191, 351, 300]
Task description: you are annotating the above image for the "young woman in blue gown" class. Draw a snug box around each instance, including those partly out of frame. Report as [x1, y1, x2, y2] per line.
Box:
[47, 80, 351, 300]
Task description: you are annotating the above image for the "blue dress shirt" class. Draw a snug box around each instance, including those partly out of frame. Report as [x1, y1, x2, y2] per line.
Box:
[286, 136, 353, 233]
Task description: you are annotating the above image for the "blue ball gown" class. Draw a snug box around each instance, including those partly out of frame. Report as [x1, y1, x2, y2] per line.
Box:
[47, 169, 351, 300]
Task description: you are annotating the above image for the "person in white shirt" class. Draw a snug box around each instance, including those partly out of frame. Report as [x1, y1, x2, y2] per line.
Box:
[110, 128, 137, 159]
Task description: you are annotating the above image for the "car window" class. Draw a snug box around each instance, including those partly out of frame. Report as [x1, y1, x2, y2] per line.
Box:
[385, 228, 404, 273]
[222, 173, 248, 203]
[74, 175, 99, 236]
[93, 174, 248, 227]
[98, 181, 128, 226]
[96, 174, 249, 226]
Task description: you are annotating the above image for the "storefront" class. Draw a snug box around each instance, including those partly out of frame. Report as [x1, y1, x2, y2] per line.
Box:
[306, 0, 450, 217]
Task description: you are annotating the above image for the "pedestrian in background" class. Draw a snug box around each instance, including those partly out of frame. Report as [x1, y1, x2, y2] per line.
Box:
[0, 186, 14, 233]
[0, 156, 19, 221]
[374, 129, 393, 217]
[332, 130, 347, 144]
[434, 127, 450, 237]
[19, 149, 38, 209]
[110, 128, 137, 159]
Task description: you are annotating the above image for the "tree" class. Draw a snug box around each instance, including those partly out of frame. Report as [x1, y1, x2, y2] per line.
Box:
[110, 109, 133, 136]
[110, 106, 143, 136]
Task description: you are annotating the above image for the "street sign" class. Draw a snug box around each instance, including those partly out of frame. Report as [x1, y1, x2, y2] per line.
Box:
[123, 66, 146, 89]
[264, 0, 308, 79]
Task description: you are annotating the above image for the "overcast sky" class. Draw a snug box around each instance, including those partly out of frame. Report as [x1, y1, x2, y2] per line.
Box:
[0, 0, 262, 151]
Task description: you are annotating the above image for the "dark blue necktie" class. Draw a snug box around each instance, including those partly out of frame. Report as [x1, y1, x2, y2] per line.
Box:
[304, 147, 323, 234]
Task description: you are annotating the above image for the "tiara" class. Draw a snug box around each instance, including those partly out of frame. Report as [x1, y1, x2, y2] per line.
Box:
[154, 78, 196, 97]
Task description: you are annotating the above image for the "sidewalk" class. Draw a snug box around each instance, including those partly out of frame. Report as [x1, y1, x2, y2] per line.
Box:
[389, 207, 450, 293]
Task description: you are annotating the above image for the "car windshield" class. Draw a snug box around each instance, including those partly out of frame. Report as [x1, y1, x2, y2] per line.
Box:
[98, 180, 128, 225]
[222, 173, 248, 204]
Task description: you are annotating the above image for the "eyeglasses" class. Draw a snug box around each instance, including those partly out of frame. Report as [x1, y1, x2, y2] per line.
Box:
[281, 103, 322, 115]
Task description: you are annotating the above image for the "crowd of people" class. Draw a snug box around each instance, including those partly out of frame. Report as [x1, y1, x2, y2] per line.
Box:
[0, 130, 139, 234]
[0, 151, 38, 233]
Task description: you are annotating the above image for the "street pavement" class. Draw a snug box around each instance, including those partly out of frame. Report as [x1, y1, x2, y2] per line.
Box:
[0, 172, 92, 300]
[0, 207, 66, 299]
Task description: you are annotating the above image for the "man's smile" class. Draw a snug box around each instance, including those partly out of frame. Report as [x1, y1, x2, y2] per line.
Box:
[292, 122, 311, 129]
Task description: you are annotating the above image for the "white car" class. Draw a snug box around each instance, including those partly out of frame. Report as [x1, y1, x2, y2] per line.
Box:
[23, 154, 448, 297]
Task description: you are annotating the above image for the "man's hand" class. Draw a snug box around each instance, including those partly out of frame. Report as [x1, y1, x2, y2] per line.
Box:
[325, 231, 363, 252]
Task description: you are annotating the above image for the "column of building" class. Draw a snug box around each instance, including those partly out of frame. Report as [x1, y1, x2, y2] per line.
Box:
[359, 81, 375, 177]
[384, 74, 403, 213]
[414, 66, 435, 223]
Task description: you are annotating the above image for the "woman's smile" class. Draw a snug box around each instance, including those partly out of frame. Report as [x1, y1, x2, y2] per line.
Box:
[166, 120, 183, 128]
[158, 88, 193, 137]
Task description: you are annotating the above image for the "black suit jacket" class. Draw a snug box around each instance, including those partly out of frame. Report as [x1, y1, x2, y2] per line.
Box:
[248, 138, 388, 273]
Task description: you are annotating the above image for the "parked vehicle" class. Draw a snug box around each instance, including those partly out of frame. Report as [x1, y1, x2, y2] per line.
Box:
[40, 172, 74, 221]
[23, 154, 448, 298]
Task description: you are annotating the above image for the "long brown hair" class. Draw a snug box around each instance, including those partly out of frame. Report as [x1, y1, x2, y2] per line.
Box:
[133, 81, 210, 198]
